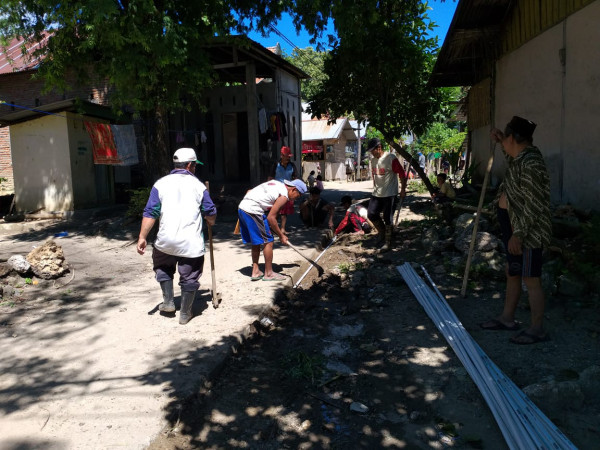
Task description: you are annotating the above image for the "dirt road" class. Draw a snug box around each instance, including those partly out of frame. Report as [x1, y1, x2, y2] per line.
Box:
[0, 180, 374, 449]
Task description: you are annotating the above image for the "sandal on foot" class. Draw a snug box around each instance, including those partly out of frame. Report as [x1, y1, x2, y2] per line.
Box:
[262, 273, 287, 281]
[479, 319, 520, 331]
[510, 330, 550, 345]
[250, 272, 264, 281]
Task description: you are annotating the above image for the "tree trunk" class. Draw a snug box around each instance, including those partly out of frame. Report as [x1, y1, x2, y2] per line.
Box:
[389, 141, 436, 194]
[140, 107, 172, 185]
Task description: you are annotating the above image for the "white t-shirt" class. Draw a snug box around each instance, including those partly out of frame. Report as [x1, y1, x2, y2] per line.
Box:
[371, 152, 399, 198]
[348, 203, 368, 219]
[238, 180, 289, 215]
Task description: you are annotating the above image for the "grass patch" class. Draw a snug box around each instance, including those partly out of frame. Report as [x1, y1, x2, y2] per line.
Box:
[126, 187, 152, 218]
[280, 351, 323, 383]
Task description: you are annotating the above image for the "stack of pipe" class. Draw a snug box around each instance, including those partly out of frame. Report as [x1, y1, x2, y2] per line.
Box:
[397, 262, 576, 450]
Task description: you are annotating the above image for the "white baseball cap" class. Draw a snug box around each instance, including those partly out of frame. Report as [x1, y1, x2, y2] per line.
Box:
[173, 147, 203, 165]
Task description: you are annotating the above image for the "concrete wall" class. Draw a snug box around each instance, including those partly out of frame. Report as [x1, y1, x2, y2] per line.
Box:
[562, 1, 600, 207]
[469, 1, 600, 209]
[67, 113, 101, 209]
[494, 22, 563, 199]
[0, 70, 111, 193]
[11, 115, 74, 211]
[0, 126, 10, 194]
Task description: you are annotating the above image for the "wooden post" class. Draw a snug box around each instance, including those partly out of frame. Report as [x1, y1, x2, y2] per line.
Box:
[245, 62, 259, 185]
[460, 143, 497, 297]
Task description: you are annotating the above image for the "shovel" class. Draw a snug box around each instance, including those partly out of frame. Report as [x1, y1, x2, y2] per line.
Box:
[393, 196, 404, 227]
[287, 241, 324, 276]
[204, 181, 221, 308]
[207, 224, 221, 309]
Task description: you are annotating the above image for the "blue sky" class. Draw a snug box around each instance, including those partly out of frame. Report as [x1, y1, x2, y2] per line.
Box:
[246, 1, 458, 54]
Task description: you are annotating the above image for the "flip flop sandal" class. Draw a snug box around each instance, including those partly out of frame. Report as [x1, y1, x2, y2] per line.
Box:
[250, 272, 264, 281]
[509, 330, 550, 345]
[479, 318, 520, 331]
[262, 273, 287, 281]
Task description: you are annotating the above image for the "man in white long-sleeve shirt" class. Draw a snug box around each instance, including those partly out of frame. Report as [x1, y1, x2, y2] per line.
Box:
[137, 148, 217, 325]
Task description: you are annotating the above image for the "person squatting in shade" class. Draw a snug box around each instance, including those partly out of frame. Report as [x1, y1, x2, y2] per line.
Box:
[299, 187, 335, 229]
[431, 172, 456, 204]
[137, 148, 217, 325]
[237, 179, 307, 282]
[335, 195, 372, 235]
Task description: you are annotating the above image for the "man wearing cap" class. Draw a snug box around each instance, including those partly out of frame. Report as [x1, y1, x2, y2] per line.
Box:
[268, 146, 298, 235]
[137, 147, 217, 325]
[480, 116, 552, 345]
[238, 178, 307, 281]
[366, 138, 407, 251]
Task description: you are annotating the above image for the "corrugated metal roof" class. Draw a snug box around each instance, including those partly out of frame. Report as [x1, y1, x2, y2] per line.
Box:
[302, 117, 357, 141]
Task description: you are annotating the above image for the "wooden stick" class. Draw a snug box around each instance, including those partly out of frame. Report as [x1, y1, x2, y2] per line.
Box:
[460, 143, 496, 298]
[452, 203, 493, 216]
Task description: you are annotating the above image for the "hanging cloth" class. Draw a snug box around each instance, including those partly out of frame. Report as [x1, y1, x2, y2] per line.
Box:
[84, 122, 121, 164]
[258, 107, 268, 134]
[111, 124, 139, 166]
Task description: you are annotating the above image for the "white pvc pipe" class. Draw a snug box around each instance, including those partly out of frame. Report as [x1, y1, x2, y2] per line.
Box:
[420, 265, 575, 449]
[293, 235, 337, 289]
[397, 263, 577, 450]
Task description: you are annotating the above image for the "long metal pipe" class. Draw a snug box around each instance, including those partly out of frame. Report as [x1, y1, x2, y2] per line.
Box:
[420, 265, 575, 449]
[397, 263, 576, 449]
[293, 235, 337, 289]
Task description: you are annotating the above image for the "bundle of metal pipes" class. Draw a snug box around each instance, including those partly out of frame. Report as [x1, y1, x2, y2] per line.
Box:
[397, 262, 576, 450]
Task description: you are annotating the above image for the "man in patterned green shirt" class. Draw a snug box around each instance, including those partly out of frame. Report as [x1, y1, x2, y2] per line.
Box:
[480, 116, 552, 345]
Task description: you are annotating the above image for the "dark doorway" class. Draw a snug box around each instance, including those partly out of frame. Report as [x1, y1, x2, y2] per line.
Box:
[222, 112, 250, 182]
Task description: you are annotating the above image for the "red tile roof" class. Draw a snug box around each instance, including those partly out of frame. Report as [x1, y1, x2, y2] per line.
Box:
[0, 34, 49, 74]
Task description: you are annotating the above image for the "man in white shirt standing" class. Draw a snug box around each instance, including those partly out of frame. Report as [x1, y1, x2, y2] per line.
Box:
[367, 138, 407, 251]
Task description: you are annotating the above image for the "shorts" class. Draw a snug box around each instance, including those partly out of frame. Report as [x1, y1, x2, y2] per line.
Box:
[238, 209, 274, 246]
[279, 199, 295, 215]
[497, 207, 543, 277]
[367, 195, 396, 225]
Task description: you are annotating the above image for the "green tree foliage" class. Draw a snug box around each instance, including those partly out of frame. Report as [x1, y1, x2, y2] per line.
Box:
[297, 0, 447, 193]
[419, 122, 455, 156]
[0, 0, 286, 182]
[419, 122, 467, 175]
[284, 47, 328, 103]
